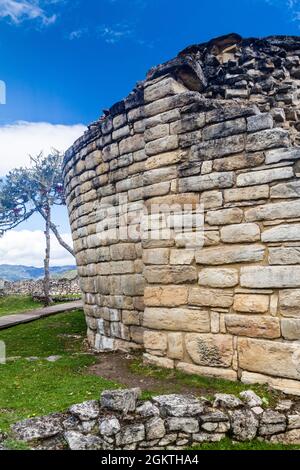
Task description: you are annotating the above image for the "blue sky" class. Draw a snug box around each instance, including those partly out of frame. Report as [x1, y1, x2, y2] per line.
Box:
[1, 0, 300, 126]
[0, 0, 300, 266]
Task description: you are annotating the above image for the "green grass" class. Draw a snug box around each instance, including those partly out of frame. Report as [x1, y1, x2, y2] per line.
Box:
[130, 358, 276, 405]
[0, 306, 296, 451]
[0, 310, 120, 432]
[189, 437, 300, 451]
[0, 296, 44, 317]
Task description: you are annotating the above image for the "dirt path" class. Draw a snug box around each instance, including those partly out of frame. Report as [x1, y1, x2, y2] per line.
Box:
[89, 352, 216, 396]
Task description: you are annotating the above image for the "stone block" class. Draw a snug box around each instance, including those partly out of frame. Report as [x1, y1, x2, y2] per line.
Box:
[101, 388, 141, 412]
[176, 362, 237, 381]
[112, 125, 130, 141]
[265, 147, 300, 164]
[202, 118, 246, 141]
[279, 290, 300, 317]
[145, 135, 178, 156]
[203, 231, 220, 246]
[143, 166, 177, 186]
[142, 248, 170, 265]
[206, 208, 243, 226]
[144, 285, 188, 307]
[200, 190, 223, 209]
[238, 337, 300, 380]
[237, 167, 294, 187]
[144, 77, 187, 103]
[179, 129, 202, 148]
[185, 333, 233, 368]
[119, 134, 144, 155]
[144, 331, 167, 351]
[192, 134, 245, 160]
[281, 319, 300, 340]
[143, 307, 210, 332]
[145, 150, 182, 170]
[231, 409, 259, 441]
[167, 417, 199, 434]
[113, 113, 127, 129]
[143, 353, 174, 369]
[144, 92, 197, 118]
[144, 124, 169, 142]
[102, 143, 119, 162]
[233, 294, 269, 313]
[240, 266, 300, 288]
[121, 274, 145, 296]
[288, 415, 300, 430]
[145, 417, 166, 440]
[168, 333, 184, 360]
[196, 244, 265, 265]
[245, 201, 300, 222]
[110, 243, 136, 261]
[130, 326, 145, 344]
[122, 310, 141, 326]
[189, 287, 233, 308]
[241, 372, 300, 396]
[145, 109, 181, 128]
[178, 171, 235, 193]
[115, 424, 145, 446]
[270, 430, 300, 445]
[247, 113, 273, 132]
[213, 152, 265, 172]
[129, 181, 171, 201]
[224, 185, 269, 202]
[144, 266, 198, 284]
[269, 247, 300, 265]
[262, 224, 300, 243]
[198, 268, 239, 288]
[220, 223, 260, 243]
[205, 104, 257, 124]
[170, 249, 195, 265]
[271, 181, 300, 199]
[171, 113, 206, 134]
[225, 315, 280, 339]
[246, 129, 289, 152]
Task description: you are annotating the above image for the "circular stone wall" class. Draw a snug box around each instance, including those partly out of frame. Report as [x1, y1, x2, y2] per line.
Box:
[63, 34, 300, 395]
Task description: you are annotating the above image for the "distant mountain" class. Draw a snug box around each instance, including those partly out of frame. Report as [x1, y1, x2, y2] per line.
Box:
[0, 265, 77, 282]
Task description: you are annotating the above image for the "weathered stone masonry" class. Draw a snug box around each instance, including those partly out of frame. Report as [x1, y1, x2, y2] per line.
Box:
[63, 34, 300, 395]
[7, 389, 300, 449]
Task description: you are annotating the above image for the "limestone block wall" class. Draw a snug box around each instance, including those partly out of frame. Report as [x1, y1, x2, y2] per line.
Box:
[63, 34, 300, 395]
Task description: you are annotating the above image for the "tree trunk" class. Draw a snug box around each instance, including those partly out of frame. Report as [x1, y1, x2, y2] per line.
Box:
[43, 206, 52, 306]
[37, 207, 75, 257]
[49, 220, 75, 257]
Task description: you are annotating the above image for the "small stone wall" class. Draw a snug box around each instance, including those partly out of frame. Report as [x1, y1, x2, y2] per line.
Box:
[5, 388, 300, 450]
[0, 278, 81, 298]
[63, 34, 300, 395]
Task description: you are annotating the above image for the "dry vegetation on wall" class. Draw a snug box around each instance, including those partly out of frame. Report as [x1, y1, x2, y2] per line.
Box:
[63, 34, 300, 395]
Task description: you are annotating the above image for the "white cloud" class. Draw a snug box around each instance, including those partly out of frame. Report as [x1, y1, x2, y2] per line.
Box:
[0, 229, 75, 266]
[68, 27, 88, 40]
[0, 121, 86, 175]
[98, 23, 133, 44]
[0, 0, 59, 26]
[264, 0, 300, 24]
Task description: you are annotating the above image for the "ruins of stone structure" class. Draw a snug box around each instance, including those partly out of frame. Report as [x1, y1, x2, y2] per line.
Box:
[63, 34, 300, 395]
[0, 278, 81, 298]
[7, 388, 300, 449]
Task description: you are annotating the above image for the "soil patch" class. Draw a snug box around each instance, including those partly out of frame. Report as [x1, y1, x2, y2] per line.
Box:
[89, 352, 229, 396]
